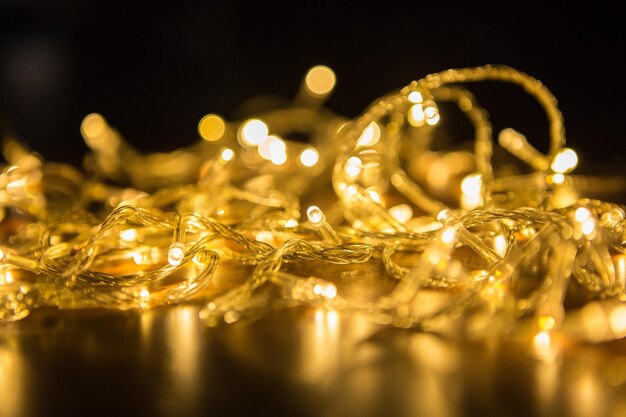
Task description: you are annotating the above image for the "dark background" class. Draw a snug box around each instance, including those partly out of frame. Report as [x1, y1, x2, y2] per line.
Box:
[0, 1, 624, 167]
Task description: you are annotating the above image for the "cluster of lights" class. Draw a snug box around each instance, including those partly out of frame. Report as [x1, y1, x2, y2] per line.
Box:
[1, 64, 625, 355]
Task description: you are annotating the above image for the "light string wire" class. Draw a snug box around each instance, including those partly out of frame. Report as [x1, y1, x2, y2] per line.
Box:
[1, 64, 625, 348]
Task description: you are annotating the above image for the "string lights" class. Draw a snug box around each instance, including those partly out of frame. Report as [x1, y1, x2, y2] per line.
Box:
[1, 64, 625, 352]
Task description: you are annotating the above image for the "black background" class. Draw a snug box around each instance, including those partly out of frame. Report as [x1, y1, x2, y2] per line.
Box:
[0, 1, 624, 167]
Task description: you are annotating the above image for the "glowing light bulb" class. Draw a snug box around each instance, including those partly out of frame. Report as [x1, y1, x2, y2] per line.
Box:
[551, 173, 565, 184]
[258, 135, 285, 161]
[198, 114, 226, 142]
[304, 65, 336, 96]
[168, 243, 185, 266]
[533, 331, 552, 358]
[299, 148, 319, 167]
[239, 119, 268, 146]
[219, 147, 235, 163]
[313, 282, 337, 299]
[424, 106, 440, 125]
[575, 207, 591, 222]
[441, 227, 456, 244]
[366, 188, 381, 203]
[344, 156, 362, 178]
[408, 104, 425, 127]
[582, 218, 596, 236]
[81, 113, 107, 140]
[461, 173, 483, 209]
[307, 206, 325, 225]
[139, 288, 150, 299]
[494, 234, 507, 257]
[356, 122, 381, 147]
[119, 228, 138, 242]
[537, 315, 556, 331]
[255, 231, 275, 245]
[284, 219, 299, 228]
[551, 148, 578, 174]
[408, 91, 423, 103]
[609, 305, 626, 335]
[389, 204, 413, 224]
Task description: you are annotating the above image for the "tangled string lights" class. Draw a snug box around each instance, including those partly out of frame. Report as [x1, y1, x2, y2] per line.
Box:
[1, 64, 625, 351]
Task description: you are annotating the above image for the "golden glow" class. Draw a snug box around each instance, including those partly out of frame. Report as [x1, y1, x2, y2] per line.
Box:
[239, 119, 268, 146]
[581, 218, 596, 236]
[550, 148, 578, 174]
[461, 173, 482, 196]
[537, 315, 556, 331]
[551, 173, 565, 184]
[304, 65, 336, 96]
[408, 91, 423, 103]
[258, 135, 285, 161]
[139, 288, 150, 299]
[424, 106, 440, 125]
[344, 156, 362, 178]
[168, 243, 185, 266]
[408, 104, 426, 127]
[198, 114, 226, 142]
[81, 113, 107, 139]
[365, 188, 381, 204]
[307, 206, 325, 225]
[389, 204, 413, 224]
[284, 219, 299, 228]
[119, 228, 138, 242]
[313, 282, 337, 299]
[493, 235, 507, 258]
[219, 147, 235, 163]
[441, 227, 456, 244]
[356, 122, 381, 147]
[255, 231, 275, 245]
[299, 148, 319, 167]
[575, 207, 591, 222]
[0, 270, 14, 285]
[609, 305, 626, 335]
[533, 331, 551, 358]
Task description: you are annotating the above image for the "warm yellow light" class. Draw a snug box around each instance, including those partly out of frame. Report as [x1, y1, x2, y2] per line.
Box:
[575, 207, 591, 223]
[437, 209, 450, 223]
[582, 218, 596, 236]
[494, 235, 507, 257]
[0, 270, 14, 285]
[424, 106, 440, 125]
[389, 204, 413, 224]
[284, 219, 299, 228]
[356, 122, 381, 147]
[408, 104, 425, 127]
[139, 288, 150, 299]
[299, 148, 319, 167]
[408, 91, 423, 104]
[198, 114, 226, 142]
[313, 282, 337, 299]
[119, 228, 138, 242]
[220, 147, 235, 163]
[258, 135, 285, 161]
[366, 188, 381, 204]
[533, 331, 551, 358]
[344, 156, 362, 178]
[255, 231, 275, 245]
[239, 119, 268, 146]
[304, 65, 336, 96]
[610, 305, 626, 334]
[168, 243, 185, 266]
[537, 315, 556, 331]
[81, 113, 107, 140]
[441, 227, 456, 244]
[551, 173, 565, 184]
[550, 148, 578, 174]
[307, 206, 325, 225]
[461, 173, 483, 197]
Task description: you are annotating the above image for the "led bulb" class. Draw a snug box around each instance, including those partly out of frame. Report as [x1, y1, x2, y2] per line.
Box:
[299, 148, 319, 167]
[168, 243, 185, 266]
[356, 122, 381, 147]
[198, 114, 226, 142]
[307, 206, 325, 225]
[304, 65, 336, 96]
[550, 148, 578, 174]
[408, 91, 423, 104]
[239, 119, 268, 146]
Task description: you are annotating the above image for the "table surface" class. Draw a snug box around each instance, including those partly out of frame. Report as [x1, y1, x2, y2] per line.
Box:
[2, 301, 626, 417]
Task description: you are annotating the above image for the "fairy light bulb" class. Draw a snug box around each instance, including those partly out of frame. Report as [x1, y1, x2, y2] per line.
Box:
[219, 147, 235, 163]
[356, 122, 381, 147]
[304, 65, 336, 96]
[551, 148, 578, 174]
[119, 228, 138, 242]
[239, 119, 269, 147]
[424, 105, 440, 126]
[461, 173, 483, 209]
[198, 114, 226, 142]
[344, 156, 362, 178]
[389, 204, 413, 224]
[307, 206, 325, 225]
[575, 207, 591, 222]
[408, 91, 423, 103]
[408, 104, 426, 127]
[299, 148, 319, 167]
[313, 282, 337, 299]
[168, 243, 185, 266]
[441, 227, 456, 244]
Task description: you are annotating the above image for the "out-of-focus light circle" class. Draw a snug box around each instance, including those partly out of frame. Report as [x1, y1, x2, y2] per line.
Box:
[305, 65, 336, 96]
[198, 114, 226, 142]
